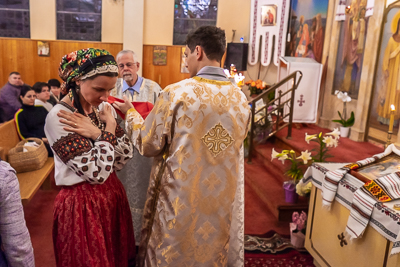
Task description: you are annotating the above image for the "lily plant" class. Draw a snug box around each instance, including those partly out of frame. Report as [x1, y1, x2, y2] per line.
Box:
[272, 129, 341, 184]
[271, 149, 312, 184]
[305, 128, 340, 162]
[332, 90, 355, 127]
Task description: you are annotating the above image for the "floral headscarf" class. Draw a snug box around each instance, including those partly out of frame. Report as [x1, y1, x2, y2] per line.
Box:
[58, 48, 118, 94]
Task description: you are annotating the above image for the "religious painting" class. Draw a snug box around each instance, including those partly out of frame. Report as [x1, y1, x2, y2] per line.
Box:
[153, 46, 167, 66]
[285, 0, 329, 63]
[261, 5, 277, 26]
[351, 154, 400, 181]
[173, 0, 218, 45]
[368, 6, 400, 137]
[332, 0, 369, 100]
[37, 41, 50, 56]
[181, 47, 189, 73]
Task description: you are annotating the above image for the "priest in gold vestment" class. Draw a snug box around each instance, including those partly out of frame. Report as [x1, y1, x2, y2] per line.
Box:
[114, 26, 250, 266]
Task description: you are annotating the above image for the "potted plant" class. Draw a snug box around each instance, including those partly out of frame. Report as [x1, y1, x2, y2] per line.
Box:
[271, 149, 312, 203]
[272, 130, 341, 203]
[332, 90, 354, 137]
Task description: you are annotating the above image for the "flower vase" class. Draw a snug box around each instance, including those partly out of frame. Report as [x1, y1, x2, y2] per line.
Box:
[340, 126, 350, 138]
[283, 181, 298, 203]
[290, 223, 305, 248]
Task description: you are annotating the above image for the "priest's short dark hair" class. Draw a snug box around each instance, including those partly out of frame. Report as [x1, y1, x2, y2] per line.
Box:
[185, 26, 226, 63]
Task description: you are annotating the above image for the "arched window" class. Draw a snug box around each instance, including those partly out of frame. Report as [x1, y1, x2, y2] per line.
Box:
[0, 0, 30, 38]
[56, 0, 102, 41]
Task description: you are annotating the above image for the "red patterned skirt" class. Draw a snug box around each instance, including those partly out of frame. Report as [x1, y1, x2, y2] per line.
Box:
[53, 172, 135, 267]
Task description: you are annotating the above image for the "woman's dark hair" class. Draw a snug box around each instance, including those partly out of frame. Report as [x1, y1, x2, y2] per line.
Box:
[32, 82, 49, 94]
[185, 26, 226, 63]
[71, 72, 118, 115]
[19, 85, 34, 103]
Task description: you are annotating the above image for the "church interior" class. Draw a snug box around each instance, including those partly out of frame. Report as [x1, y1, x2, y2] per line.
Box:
[2, 0, 400, 266]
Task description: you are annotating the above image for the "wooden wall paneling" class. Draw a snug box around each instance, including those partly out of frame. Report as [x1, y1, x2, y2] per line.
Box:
[142, 45, 190, 89]
[0, 38, 122, 87]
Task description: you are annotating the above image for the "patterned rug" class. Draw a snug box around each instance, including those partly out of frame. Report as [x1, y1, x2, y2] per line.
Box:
[244, 231, 315, 267]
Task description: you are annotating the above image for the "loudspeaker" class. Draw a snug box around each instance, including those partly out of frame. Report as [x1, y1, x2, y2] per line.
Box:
[224, 43, 249, 71]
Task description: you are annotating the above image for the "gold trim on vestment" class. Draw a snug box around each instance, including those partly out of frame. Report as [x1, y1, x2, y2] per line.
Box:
[192, 76, 232, 85]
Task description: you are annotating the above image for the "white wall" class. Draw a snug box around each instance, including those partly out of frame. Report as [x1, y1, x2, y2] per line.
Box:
[30, 0, 56, 40]
[102, 0, 124, 43]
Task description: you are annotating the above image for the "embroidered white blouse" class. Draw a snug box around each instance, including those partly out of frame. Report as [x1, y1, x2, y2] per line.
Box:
[44, 102, 133, 186]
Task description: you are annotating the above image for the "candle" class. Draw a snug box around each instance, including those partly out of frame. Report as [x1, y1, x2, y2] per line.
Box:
[389, 105, 395, 132]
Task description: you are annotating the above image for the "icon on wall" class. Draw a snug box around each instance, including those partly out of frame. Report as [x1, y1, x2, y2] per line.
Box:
[261, 5, 277, 26]
[153, 46, 167, 66]
[37, 41, 50, 57]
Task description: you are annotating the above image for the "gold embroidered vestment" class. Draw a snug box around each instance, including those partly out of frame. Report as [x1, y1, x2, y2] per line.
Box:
[126, 76, 250, 266]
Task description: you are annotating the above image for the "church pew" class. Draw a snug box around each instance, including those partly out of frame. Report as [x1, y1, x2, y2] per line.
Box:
[0, 119, 54, 204]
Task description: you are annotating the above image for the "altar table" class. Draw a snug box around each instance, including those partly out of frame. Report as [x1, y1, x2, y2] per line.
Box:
[304, 163, 400, 267]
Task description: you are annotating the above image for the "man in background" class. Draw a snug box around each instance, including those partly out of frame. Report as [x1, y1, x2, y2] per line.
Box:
[47, 79, 63, 105]
[0, 72, 23, 123]
[111, 49, 162, 247]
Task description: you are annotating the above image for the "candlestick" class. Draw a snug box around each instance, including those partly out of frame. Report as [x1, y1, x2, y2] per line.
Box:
[386, 105, 396, 148]
[389, 105, 395, 132]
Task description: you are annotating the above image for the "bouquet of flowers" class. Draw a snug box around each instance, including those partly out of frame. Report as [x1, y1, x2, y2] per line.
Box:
[245, 79, 268, 95]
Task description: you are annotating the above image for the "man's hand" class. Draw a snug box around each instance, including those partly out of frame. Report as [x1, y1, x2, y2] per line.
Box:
[112, 95, 134, 115]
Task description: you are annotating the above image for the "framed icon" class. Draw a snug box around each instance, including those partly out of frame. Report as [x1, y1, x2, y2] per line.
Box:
[37, 41, 50, 57]
[261, 5, 277, 26]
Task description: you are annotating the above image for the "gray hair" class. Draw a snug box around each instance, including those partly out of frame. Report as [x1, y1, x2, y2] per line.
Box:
[116, 50, 138, 63]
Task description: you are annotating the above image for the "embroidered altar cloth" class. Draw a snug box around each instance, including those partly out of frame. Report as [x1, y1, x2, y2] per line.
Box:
[303, 155, 400, 255]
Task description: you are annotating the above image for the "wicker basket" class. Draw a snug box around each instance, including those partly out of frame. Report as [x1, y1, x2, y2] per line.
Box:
[8, 138, 48, 173]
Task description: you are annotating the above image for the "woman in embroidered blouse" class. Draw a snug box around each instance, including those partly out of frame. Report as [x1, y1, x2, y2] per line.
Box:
[44, 48, 135, 267]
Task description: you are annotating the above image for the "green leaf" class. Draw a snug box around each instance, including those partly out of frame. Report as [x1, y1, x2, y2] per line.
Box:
[344, 111, 355, 127]
[338, 111, 344, 121]
[332, 119, 344, 124]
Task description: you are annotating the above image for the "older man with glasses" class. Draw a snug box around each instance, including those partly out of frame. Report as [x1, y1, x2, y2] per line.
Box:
[111, 49, 162, 249]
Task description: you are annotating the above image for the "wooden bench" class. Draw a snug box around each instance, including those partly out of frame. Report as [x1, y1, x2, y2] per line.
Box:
[0, 119, 54, 205]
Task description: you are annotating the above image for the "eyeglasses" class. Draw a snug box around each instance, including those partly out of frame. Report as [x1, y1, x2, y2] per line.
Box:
[118, 62, 138, 69]
[26, 95, 37, 99]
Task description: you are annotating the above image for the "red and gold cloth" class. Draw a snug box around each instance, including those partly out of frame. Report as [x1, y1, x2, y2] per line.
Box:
[53, 172, 135, 267]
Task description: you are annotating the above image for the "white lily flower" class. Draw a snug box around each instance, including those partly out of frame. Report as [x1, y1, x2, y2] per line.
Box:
[323, 135, 337, 148]
[333, 138, 339, 147]
[305, 133, 317, 144]
[297, 150, 312, 164]
[326, 128, 340, 139]
[278, 153, 288, 164]
[271, 148, 279, 161]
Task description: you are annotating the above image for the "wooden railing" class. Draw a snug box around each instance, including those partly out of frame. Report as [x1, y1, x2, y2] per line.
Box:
[247, 71, 303, 163]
